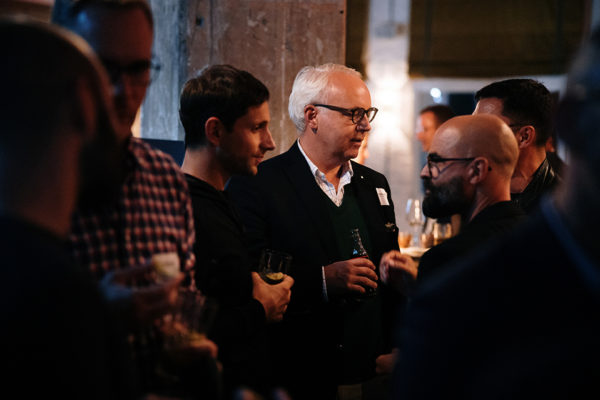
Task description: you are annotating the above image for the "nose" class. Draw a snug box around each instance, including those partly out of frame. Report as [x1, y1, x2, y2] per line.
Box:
[111, 74, 136, 104]
[356, 114, 371, 132]
[419, 163, 430, 178]
[261, 127, 276, 151]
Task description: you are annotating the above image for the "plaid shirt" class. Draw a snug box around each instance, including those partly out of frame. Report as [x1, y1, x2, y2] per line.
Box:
[69, 137, 195, 284]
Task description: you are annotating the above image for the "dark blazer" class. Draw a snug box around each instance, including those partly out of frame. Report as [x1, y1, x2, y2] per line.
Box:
[227, 142, 401, 399]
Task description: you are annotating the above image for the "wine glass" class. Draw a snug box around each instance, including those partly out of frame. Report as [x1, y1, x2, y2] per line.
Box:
[433, 221, 452, 246]
[405, 198, 425, 247]
[259, 249, 292, 284]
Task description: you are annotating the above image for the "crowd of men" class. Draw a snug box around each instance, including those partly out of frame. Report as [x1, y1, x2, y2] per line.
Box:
[2, 0, 600, 399]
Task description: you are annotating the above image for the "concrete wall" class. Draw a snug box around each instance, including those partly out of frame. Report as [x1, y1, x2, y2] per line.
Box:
[142, 0, 346, 155]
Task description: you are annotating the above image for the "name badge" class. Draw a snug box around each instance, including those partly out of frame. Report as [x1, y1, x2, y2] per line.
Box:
[376, 188, 390, 206]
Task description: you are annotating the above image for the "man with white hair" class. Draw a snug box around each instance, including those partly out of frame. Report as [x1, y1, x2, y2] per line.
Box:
[228, 63, 400, 399]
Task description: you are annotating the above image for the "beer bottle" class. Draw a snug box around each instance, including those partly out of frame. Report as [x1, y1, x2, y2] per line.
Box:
[350, 228, 375, 297]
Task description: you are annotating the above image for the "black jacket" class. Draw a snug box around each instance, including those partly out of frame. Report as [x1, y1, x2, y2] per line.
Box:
[227, 142, 401, 399]
[418, 201, 526, 284]
[395, 202, 600, 399]
[511, 158, 560, 214]
[185, 174, 269, 395]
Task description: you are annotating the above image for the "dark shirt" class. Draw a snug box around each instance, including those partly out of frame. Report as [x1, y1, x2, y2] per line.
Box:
[418, 201, 525, 283]
[395, 201, 600, 399]
[185, 174, 268, 395]
[0, 216, 118, 399]
[511, 158, 560, 214]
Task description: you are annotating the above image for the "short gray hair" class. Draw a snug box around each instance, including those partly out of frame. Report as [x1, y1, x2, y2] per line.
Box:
[288, 63, 361, 133]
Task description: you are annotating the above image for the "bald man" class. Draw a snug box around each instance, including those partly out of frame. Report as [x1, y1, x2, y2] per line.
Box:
[381, 114, 525, 287]
[394, 30, 600, 398]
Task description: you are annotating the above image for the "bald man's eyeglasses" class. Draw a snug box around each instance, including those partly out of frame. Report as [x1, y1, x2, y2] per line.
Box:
[425, 154, 475, 179]
[313, 104, 378, 124]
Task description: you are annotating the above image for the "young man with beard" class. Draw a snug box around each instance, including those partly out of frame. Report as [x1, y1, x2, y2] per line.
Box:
[179, 65, 294, 397]
[381, 114, 524, 286]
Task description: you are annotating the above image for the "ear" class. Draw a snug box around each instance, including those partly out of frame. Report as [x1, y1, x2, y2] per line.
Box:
[515, 125, 536, 149]
[467, 157, 490, 185]
[305, 104, 318, 132]
[204, 116, 224, 147]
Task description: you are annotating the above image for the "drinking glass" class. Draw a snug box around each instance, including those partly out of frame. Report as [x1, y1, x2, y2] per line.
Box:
[259, 249, 292, 284]
[405, 198, 425, 247]
[433, 222, 452, 246]
[398, 231, 412, 248]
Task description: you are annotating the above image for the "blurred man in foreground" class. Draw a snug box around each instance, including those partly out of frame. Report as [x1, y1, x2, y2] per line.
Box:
[393, 29, 600, 399]
[53, 1, 218, 396]
[0, 18, 124, 398]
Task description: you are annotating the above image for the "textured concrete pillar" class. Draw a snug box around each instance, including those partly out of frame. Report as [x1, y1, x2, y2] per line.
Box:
[142, 0, 347, 154]
[141, 1, 189, 140]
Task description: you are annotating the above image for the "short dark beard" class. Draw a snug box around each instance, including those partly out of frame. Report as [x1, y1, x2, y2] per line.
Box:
[422, 175, 470, 219]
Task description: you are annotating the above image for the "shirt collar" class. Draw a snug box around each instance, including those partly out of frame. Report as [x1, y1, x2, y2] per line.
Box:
[297, 139, 354, 181]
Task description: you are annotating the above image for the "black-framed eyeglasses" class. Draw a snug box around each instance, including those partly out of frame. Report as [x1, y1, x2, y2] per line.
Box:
[100, 57, 161, 86]
[425, 153, 475, 179]
[313, 104, 378, 124]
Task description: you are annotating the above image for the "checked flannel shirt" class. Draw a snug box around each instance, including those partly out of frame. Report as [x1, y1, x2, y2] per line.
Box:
[69, 137, 195, 284]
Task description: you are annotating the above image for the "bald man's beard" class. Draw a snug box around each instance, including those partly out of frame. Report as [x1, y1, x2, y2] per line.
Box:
[422, 176, 471, 219]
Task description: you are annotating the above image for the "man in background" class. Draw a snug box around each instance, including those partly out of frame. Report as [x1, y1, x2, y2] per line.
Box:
[179, 64, 293, 397]
[416, 104, 455, 152]
[53, 0, 196, 281]
[474, 78, 560, 213]
[52, 1, 218, 396]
